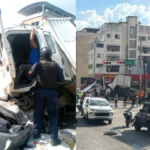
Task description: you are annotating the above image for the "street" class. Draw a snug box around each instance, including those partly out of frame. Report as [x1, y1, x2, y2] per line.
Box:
[76, 102, 150, 150]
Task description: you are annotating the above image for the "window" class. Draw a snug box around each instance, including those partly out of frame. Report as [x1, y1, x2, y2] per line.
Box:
[96, 64, 102, 68]
[115, 34, 120, 39]
[88, 64, 93, 69]
[106, 66, 119, 72]
[86, 99, 89, 104]
[44, 35, 56, 53]
[89, 42, 93, 50]
[96, 54, 100, 58]
[139, 36, 146, 41]
[107, 34, 111, 38]
[107, 56, 120, 61]
[107, 46, 120, 52]
[130, 26, 136, 38]
[129, 50, 136, 58]
[35, 22, 39, 26]
[148, 36, 150, 40]
[97, 43, 104, 47]
[130, 40, 136, 48]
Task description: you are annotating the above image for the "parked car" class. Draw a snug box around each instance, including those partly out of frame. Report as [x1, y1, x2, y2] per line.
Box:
[134, 102, 150, 135]
[82, 97, 114, 124]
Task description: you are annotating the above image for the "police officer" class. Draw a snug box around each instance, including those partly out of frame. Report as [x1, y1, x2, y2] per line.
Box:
[28, 47, 64, 146]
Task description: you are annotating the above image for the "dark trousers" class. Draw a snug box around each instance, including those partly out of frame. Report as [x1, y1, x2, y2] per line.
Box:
[123, 100, 127, 107]
[31, 88, 58, 141]
[115, 100, 118, 107]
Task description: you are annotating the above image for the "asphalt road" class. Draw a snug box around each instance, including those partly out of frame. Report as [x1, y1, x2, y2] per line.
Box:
[76, 103, 150, 150]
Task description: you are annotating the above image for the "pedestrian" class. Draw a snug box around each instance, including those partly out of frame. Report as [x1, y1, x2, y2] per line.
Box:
[131, 93, 136, 107]
[123, 93, 128, 108]
[135, 95, 139, 107]
[94, 89, 98, 97]
[114, 94, 118, 108]
[28, 47, 64, 146]
[139, 96, 142, 107]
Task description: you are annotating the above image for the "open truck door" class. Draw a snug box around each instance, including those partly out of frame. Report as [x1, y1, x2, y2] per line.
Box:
[0, 9, 16, 98]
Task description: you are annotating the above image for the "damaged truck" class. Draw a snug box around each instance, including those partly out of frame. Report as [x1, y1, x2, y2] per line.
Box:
[0, 9, 76, 150]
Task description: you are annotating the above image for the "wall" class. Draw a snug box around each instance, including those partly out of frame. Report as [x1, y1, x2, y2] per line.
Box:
[76, 31, 98, 87]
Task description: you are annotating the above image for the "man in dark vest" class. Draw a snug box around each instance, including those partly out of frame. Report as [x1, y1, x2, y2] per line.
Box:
[28, 47, 64, 146]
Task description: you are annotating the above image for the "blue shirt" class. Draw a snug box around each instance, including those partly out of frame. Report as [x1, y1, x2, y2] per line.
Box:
[29, 45, 39, 64]
[28, 62, 64, 82]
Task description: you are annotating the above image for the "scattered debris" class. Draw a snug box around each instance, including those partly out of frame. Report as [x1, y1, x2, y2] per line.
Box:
[103, 130, 118, 135]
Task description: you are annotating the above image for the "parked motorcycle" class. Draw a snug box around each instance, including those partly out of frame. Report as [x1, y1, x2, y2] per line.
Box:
[123, 107, 134, 127]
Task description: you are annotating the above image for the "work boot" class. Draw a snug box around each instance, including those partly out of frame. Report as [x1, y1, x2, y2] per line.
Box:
[51, 139, 61, 146]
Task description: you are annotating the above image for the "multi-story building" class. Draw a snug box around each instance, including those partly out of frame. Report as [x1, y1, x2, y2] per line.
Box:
[88, 16, 150, 80]
[76, 28, 99, 88]
[18, 1, 75, 26]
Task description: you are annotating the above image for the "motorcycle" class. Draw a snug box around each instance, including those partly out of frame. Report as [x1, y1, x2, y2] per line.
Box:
[123, 107, 135, 127]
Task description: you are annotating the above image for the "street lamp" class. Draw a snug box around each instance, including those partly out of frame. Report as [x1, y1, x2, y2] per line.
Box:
[139, 36, 144, 97]
[143, 57, 147, 102]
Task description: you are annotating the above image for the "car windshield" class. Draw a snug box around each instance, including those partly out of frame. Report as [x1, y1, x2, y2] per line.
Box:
[89, 99, 109, 106]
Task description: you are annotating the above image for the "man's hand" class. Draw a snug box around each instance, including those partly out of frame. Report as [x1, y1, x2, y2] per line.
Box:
[30, 27, 36, 49]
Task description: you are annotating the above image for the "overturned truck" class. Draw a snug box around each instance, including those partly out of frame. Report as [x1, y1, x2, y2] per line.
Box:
[0, 9, 76, 150]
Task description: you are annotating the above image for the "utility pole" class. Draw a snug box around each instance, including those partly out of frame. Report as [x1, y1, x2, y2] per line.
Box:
[143, 57, 146, 101]
[139, 37, 143, 97]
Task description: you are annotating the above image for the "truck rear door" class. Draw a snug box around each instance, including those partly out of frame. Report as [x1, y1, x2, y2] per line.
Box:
[0, 9, 16, 84]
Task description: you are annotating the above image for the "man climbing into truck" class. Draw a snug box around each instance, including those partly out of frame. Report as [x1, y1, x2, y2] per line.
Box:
[28, 27, 40, 64]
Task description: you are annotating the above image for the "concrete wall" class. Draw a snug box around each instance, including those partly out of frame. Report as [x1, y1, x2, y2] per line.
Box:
[76, 31, 98, 87]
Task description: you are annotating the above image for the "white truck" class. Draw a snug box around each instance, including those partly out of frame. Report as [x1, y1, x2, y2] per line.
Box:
[0, 9, 76, 149]
[107, 74, 131, 97]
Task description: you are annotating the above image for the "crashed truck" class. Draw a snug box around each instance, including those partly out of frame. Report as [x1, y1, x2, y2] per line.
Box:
[0, 9, 76, 150]
[81, 74, 132, 98]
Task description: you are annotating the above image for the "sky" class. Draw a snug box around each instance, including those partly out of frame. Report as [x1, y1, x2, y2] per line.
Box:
[76, 0, 150, 31]
[0, 0, 76, 28]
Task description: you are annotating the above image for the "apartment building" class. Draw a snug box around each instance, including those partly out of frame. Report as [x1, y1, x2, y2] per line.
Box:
[76, 28, 99, 87]
[88, 16, 150, 79]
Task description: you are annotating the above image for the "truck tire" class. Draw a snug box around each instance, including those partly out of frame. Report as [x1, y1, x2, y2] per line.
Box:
[148, 123, 150, 135]
[134, 119, 141, 131]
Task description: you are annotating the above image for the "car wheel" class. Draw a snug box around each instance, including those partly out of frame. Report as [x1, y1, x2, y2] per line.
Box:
[87, 113, 90, 124]
[83, 113, 85, 119]
[134, 119, 141, 131]
[148, 123, 150, 135]
[109, 120, 112, 124]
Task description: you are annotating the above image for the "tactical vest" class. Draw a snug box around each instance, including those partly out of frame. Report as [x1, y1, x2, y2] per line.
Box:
[36, 61, 59, 90]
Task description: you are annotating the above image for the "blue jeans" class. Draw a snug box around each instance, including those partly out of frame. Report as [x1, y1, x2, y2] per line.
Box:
[30, 88, 58, 140]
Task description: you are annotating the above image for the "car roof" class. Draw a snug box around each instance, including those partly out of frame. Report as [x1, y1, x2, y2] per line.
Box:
[90, 97, 107, 101]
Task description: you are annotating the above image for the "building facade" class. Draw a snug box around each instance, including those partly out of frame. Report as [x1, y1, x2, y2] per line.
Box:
[18, 1, 75, 26]
[88, 16, 150, 79]
[76, 28, 99, 88]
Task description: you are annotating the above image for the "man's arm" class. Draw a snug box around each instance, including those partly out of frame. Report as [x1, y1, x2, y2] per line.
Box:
[56, 64, 64, 82]
[28, 63, 39, 80]
[30, 27, 36, 49]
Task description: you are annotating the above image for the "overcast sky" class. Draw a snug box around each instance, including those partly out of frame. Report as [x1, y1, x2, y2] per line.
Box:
[76, 0, 150, 31]
[0, 0, 76, 28]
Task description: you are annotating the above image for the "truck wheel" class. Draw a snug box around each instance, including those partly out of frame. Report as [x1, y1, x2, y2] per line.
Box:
[148, 123, 150, 135]
[109, 120, 112, 124]
[134, 119, 141, 131]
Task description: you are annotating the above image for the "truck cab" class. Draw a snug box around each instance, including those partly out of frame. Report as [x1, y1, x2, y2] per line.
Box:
[0, 25, 75, 98]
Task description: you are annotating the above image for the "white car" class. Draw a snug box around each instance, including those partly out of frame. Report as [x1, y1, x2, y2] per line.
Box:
[82, 97, 114, 124]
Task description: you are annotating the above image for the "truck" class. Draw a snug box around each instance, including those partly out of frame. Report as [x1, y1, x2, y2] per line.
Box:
[0, 9, 76, 150]
[80, 74, 131, 99]
[107, 74, 131, 97]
